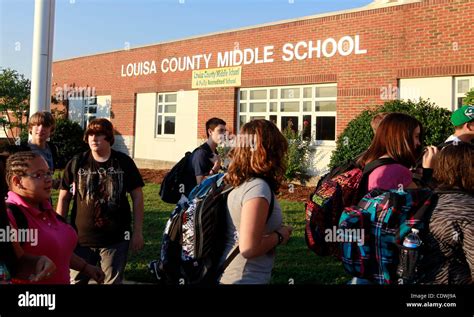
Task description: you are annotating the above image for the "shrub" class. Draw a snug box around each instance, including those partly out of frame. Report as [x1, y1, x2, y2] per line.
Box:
[19, 129, 28, 144]
[50, 118, 88, 169]
[283, 128, 313, 183]
[329, 99, 453, 168]
[463, 88, 474, 106]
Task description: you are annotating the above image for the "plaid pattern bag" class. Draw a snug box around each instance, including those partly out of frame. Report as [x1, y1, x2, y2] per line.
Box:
[339, 189, 434, 284]
[305, 158, 396, 257]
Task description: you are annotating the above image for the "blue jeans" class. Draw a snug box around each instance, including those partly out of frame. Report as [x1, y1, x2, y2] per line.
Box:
[70, 240, 130, 285]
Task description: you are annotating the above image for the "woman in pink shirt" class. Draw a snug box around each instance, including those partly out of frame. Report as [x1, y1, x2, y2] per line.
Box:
[5, 151, 104, 284]
[357, 112, 438, 192]
[349, 113, 438, 285]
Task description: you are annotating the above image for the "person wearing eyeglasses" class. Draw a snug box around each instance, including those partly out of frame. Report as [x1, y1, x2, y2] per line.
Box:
[4, 151, 104, 284]
[0, 156, 56, 284]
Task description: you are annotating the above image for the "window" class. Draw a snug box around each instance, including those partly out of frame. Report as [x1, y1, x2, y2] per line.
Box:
[238, 84, 337, 144]
[455, 76, 474, 109]
[83, 96, 98, 129]
[156, 92, 177, 136]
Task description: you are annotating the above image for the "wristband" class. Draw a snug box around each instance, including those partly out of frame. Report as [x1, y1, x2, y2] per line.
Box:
[274, 230, 284, 245]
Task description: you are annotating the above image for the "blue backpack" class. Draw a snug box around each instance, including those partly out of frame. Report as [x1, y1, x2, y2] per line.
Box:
[151, 173, 232, 285]
[150, 173, 274, 285]
[338, 188, 435, 284]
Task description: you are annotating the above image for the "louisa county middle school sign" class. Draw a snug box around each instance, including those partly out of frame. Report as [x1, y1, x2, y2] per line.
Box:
[192, 66, 242, 89]
[120, 34, 367, 78]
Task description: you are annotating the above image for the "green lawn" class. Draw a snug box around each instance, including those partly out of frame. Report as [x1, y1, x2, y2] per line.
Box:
[52, 183, 350, 284]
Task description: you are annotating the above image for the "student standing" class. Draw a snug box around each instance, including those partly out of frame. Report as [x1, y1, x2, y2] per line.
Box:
[56, 119, 144, 284]
[5, 152, 103, 284]
[220, 119, 293, 284]
[182, 117, 227, 196]
[420, 142, 474, 284]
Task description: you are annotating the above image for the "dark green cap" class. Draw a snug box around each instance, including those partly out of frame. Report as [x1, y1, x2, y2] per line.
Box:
[451, 105, 474, 126]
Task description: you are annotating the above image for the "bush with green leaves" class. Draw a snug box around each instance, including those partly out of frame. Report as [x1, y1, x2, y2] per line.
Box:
[0, 68, 30, 143]
[283, 128, 313, 183]
[329, 99, 453, 168]
[463, 88, 474, 106]
[50, 118, 88, 169]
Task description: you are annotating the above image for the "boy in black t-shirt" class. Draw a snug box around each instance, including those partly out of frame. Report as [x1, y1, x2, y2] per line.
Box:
[182, 117, 226, 196]
[56, 119, 145, 284]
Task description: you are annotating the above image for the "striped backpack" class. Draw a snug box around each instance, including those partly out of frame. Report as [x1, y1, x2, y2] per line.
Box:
[338, 188, 435, 284]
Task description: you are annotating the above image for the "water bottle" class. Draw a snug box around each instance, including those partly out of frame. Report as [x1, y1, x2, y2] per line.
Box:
[397, 228, 422, 284]
[0, 261, 12, 284]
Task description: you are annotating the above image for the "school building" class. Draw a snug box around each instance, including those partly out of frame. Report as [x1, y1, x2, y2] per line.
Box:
[50, 0, 474, 174]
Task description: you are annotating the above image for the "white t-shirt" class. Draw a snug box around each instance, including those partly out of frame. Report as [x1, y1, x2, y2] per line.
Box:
[445, 135, 461, 143]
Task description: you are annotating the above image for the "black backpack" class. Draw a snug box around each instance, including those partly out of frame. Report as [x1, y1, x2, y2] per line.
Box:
[150, 174, 274, 285]
[159, 151, 192, 204]
[159, 144, 211, 204]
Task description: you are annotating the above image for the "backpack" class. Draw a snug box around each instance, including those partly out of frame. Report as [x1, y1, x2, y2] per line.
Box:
[151, 173, 274, 285]
[338, 188, 436, 284]
[159, 151, 193, 204]
[66, 151, 90, 216]
[304, 158, 396, 257]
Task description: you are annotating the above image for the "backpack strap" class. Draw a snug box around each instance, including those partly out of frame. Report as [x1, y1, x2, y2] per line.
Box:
[434, 188, 472, 196]
[219, 179, 275, 274]
[70, 151, 90, 195]
[362, 157, 397, 175]
[7, 203, 67, 232]
[269, 192, 275, 219]
[47, 141, 59, 170]
[6, 203, 28, 232]
[356, 158, 397, 201]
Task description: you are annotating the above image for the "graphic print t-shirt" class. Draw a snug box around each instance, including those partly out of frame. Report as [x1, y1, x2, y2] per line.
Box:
[61, 150, 144, 247]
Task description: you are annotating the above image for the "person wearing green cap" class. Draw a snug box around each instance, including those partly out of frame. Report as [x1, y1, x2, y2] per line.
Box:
[445, 105, 474, 143]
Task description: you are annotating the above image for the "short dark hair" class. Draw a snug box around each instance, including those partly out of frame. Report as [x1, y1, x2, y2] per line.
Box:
[434, 142, 474, 195]
[28, 111, 56, 134]
[205, 117, 226, 137]
[84, 118, 115, 146]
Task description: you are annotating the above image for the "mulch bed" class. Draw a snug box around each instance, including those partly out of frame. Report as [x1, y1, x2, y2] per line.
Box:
[139, 169, 169, 184]
[139, 169, 314, 202]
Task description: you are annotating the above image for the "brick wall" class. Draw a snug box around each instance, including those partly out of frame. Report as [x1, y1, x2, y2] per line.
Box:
[51, 0, 474, 139]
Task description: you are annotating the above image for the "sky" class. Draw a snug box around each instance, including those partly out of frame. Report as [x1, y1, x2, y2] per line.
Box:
[0, 0, 372, 78]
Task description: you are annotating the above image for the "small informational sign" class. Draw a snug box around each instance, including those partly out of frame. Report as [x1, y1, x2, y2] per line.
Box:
[191, 66, 242, 89]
